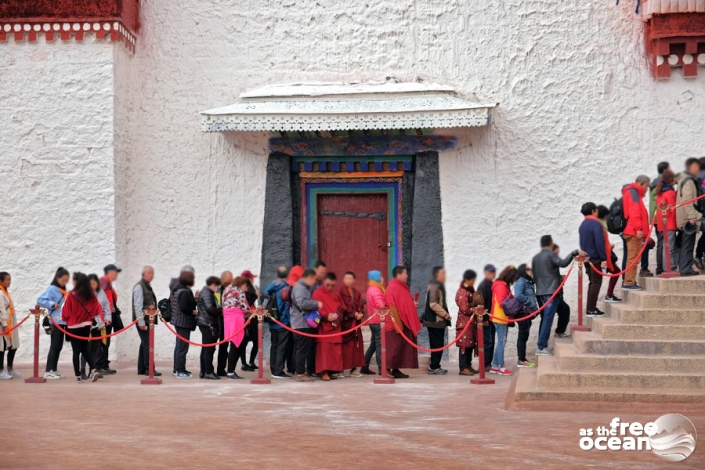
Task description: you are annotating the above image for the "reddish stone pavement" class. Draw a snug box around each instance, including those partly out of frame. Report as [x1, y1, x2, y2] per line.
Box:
[4, 362, 704, 469]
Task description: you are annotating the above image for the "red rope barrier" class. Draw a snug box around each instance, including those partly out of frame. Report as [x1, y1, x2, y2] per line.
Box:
[675, 192, 705, 209]
[485, 265, 575, 324]
[390, 313, 475, 353]
[0, 314, 30, 336]
[268, 313, 378, 338]
[587, 214, 657, 278]
[160, 314, 253, 347]
[50, 315, 142, 340]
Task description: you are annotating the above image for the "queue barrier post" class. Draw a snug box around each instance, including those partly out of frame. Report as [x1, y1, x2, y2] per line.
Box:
[658, 202, 679, 278]
[251, 308, 271, 385]
[25, 305, 46, 384]
[571, 255, 590, 333]
[373, 309, 395, 385]
[141, 308, 162, 385]
[470, 307, 494, 385]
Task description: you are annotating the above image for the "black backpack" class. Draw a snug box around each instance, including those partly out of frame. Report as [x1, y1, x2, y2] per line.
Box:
[157, 298, 171, 322]
[680, 176, 705, 214]
[606, 197, 627, 235]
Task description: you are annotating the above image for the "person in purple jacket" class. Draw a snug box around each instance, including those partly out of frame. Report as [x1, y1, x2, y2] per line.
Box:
[579, 202, 607, 317]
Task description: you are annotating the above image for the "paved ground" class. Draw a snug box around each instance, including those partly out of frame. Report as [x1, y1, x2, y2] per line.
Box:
[3, 361, 703, 470]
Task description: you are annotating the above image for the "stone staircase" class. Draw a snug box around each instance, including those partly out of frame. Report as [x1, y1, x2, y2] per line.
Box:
[507, 277, 705, 412]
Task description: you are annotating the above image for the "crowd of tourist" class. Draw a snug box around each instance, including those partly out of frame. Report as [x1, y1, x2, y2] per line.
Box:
[1, 158, 704, 383]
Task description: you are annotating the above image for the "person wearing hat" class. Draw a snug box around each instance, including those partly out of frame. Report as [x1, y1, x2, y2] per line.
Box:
[97, 264, 122, 374]
[239, 269, 260, 371]
[676, 158, 703, 276]
[476, 264, 496, 372]
[621, 175, 652, 290]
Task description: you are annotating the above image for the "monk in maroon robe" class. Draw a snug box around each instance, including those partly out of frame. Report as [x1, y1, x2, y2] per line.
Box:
[384, 266, 420, 378]
[338, 272, 366, 377]
[312, 273, 344, 381]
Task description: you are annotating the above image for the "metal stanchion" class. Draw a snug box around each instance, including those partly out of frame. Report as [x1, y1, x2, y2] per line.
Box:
[25, 305, 46, 384]
[251, 308, 270, 384]
[658, 202, 679, 278]
[470, 307, 494, 385]
[374, 310, 395, 384]
[141, 308, 161, 385]
[572, 255, 590, 333]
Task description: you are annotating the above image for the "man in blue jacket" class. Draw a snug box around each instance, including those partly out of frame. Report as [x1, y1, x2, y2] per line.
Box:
[579, 202, 607, 317]
[265, 266, 293, 379]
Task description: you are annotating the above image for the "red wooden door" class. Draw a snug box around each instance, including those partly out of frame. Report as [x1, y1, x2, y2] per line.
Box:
[317, 193, 389, 295]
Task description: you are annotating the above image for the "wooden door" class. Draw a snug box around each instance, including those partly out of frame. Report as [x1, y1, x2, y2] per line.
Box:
[317, 193, 389, 295]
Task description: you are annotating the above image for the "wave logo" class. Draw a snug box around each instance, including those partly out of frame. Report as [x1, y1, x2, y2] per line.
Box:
[649, 414, 697, 462]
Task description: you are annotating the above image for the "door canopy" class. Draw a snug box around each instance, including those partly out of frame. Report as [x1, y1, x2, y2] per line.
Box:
[200, 81, 495, 132]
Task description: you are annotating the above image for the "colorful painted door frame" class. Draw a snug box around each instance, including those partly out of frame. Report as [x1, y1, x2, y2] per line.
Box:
[301, 177, 403, 280]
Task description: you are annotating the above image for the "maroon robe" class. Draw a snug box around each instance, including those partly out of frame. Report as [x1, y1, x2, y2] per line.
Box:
[312, 286, 344, 373]
[338, 285, 366, 369]
[383, 279, 420, 369]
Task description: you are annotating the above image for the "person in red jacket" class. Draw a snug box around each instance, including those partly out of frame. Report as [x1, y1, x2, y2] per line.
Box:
[61, 272, 105, 382]
[655, 169, 678, 274]
[622, 175, 652, 290]
[312, 273, 344, 381]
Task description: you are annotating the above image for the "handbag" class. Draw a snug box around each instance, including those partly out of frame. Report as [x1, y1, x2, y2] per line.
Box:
[304, 309, 321, 329]
[111, 305, 125, 331]
[501, 297, 522, 317]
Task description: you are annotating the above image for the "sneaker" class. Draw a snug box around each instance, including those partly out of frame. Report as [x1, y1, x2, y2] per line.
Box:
[294, 373, 313, 382]
[586, 310, 605, 317]
[89, 371, 100, 382]
[639, 269, 654, 278]
[175, 372, 192, 379]
[621, 284, 642, 290]
[203, 373, 221, 380]
[0, 370, 12, 380]
[536, 348, 553, 356]
[271, 373, 293, 379]
[488, 367, 501, 374]
[7, 370, 21, 378]
[75, 377, 82, 383]
[496, 367, 513, 376]
[682, 270, 700, 277]
[459, 368, 475, 376]
[240, 365, 255, 372]
[427, 367, 448, 375]
[44, 371, 61, 380]
[604, 295, 622, 303]
[517, 360, 536, 368]
[226, 373, 243, 380]
[694, 257, 704, 270]
[554, 332, 571, 338]
[359, 366, 376, 375]
[349, 370, 363, 378]
[80, 373, 89, 381]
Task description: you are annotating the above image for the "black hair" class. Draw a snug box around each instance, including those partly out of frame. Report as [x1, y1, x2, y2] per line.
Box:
[0, 272, 9, 282]
[462, 269, 477, 281]
[325, 273, 337, 281]
[517, 263, 532, 281]
[497, 266, 518, 286]
[51, 267, 70, 288]
[314, 261, 327, 269]
[276, 266, 289, 279]
[72, 272, 94, 301]
[344, 271, 356, 278]
[580, 202, 597, 216]
[179, 271, 195, 288]
[657, 161, 670, 174]
[686, 158, 700, 170]
[699, 157, 705, 168]
[432, 266, 444, 279]
[596, 205, 609, 219]
[302, 268, 317, 278]
[87, 273, 102, 292]
[392, 266, 407, 278]
[205, 276, 221, 287]
[540, 235, 553, 248]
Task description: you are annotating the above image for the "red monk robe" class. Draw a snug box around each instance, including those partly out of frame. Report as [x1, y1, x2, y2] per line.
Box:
[338, 284, 366, 370]
[383, 278, 420, 369]
[312, 286, 344, 374]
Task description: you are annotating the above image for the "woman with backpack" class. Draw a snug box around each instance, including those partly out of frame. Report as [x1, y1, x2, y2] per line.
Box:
[197, 276, 223, 380]
[61, 272, 105, 383]
[38, 267, 71, 379]
[655, 169, 678, 274]
[514, 264, 537, 369]
[170, 270, 198, 379]
[490, 266, 518, 376]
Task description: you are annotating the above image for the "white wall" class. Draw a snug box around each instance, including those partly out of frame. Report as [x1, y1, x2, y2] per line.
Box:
[3, 0, 704, 365]
[0, 36, 117, 362]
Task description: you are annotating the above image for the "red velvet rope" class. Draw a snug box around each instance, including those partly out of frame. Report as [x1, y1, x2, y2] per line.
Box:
[587, 214, 657, 278]
[0, 314, 30, 336]
[160, 314, 253, 347]
[49, 315, 142, 340]
[485, 265, 575, 324]
[674, 192, 705, 209]
[268, 312, 378, 338]
[389, 313, 475, 353]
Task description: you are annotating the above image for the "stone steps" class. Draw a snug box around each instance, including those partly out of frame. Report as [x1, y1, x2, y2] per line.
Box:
[642, 276, 705, 294]
[588, 315, 705, 340]
[572, 330, 705, 355]
[605, 302, 705, 324]
[553, 343, 705, 373]
[623, 290, 705, 308]
[536, 355, 705, 389]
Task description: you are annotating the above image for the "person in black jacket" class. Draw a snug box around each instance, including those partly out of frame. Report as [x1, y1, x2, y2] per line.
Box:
[170, 270, 198, 378]
[239, 270, 260, 371]
[197, 276, 222, 380]
[476, 264, 496, 372]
